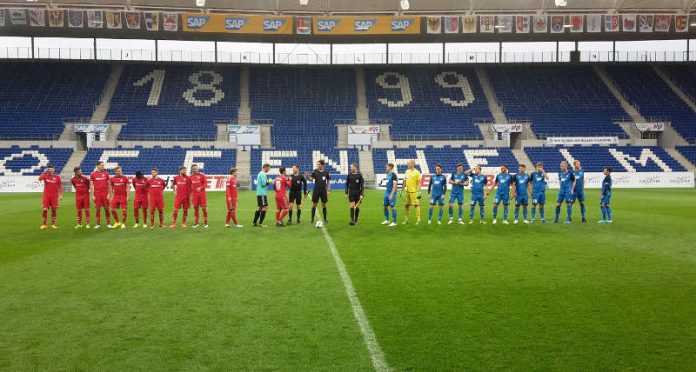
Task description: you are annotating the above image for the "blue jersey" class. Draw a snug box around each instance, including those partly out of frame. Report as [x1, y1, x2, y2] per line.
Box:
[531, 171, 547, 193]
[494, 173, 512, 195]
[559, 171, 575, 192]
[513, 173, 531, 194]
[601, 176, 612, 194]
[450, 172, 468, 195]
[428, 174, 447, 197]
[384, 172, 398, 194]
[470, 174, 488, 195]
[573, 169, 585, 191]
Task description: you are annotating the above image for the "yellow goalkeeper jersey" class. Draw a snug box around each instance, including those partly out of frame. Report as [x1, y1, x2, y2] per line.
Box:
[403, 169, 422, 193]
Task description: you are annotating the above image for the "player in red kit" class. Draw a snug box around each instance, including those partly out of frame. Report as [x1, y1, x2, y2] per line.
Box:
[39, 164, 63, 229]
[71, 166, 91, 228]
[90, 161, 113, 228]
[225, 168, 242, 228]
[189, 164, 208, 228]
[147, 167, 166, 228]
[274, 167, 292, 227]
[132, 171, 149, 228]
[109, 166, 130, 229]
[170, 166, 191, 228]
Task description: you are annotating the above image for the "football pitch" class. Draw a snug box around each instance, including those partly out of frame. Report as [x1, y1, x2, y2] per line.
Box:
[1, 189, 695, 370]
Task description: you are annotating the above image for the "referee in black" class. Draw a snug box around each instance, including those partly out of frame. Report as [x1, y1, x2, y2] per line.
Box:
[345, 162, 365, 225]
[307, 160, 330, 224]
[287, 164, 307, 224]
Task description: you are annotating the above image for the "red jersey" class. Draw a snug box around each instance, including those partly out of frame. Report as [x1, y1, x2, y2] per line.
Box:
[39, 173, 62, 196]
[226, 177, 238, 200]
[189, 172, 207, 194]
[147, 177, 166, 199]
[132, 177, 149, 199]
[173, 175, 191, 198]
[90, 170, 110, 194]
[274, 175, 290, 195]
[71, 176, 90, 197]
[110, 175, 130, 197]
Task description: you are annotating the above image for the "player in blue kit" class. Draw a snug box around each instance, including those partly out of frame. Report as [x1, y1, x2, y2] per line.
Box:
[489, 164, 512, 225]
[554, 161, 576, 224]
[381, 163, 398, 227]
[467, 165, 488, 224]
[572, 160, 587, 223]
[427, 164, 448, 225]
[530, 162, 549, 223]
[447, 163, 468, 225]
[511, 164, 531, 224]
[599, 166, 613, 224]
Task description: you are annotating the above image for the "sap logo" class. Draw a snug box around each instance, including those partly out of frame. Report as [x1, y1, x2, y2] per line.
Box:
[391, 19, 414, 31]
[225, 17, 248, 31]
[354, 19, 376, 32]
[263, 19, 287, 31]
[317, 19, 340, 32]
[187, 16, 210, 29]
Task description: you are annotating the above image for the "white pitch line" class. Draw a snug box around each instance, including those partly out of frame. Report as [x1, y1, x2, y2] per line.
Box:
[321, 227, 391, 372]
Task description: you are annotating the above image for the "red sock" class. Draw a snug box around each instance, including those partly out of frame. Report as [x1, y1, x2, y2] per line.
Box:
[105, 210, 111, 224]
[194, 208, 199, 224]
[203, 209, 208, 224]
[275, 210, 280, 222]
[112, 210, 119, 223]
[150, 210, 155, 226]
[96, 210, 101, 225]
[159, 210, 163, 225]
[143, 209, 148, 224]
[226, 210, 231, 224]
[183, 210, 188, 224]
[42, 209, 47, 225]
[134, 209, 139, 223]
[85, 210, 91, 224]
[77, 209, 82, 225]
[122, 209, 127, 224]
[231, 210, 238, 225]
[51, 209, 57, 225]
[280, 209, 289, 221]
[172, 209, 179, 223]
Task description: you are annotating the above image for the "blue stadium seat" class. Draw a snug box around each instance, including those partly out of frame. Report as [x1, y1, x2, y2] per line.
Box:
[81, 148, 237, 175]
[676, 146, 696, 166]
[0, 147, 73, 175]
[250, 148, 360, 176]
[524, 146, 685, 172]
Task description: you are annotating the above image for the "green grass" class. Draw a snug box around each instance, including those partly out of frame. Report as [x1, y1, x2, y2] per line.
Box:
[1, 189, 695, 370]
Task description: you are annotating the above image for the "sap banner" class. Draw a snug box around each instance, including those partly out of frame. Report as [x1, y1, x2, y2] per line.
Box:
[183, 13, 292, 34]
[0, 175, 233, 193]
[313, 16, 421, 35]
[374, 172, 694, 190]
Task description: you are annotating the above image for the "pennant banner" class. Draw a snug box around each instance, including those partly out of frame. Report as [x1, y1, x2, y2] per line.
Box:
[68, 10, 83, 28]
[125, 11, 140, 29]
[586, 14, 601, 32]
[443, 16, 459, 33]
[106, 11, 122, 29]
[605, 15, 619, 32]
[462, 16, 476, 33]
[144, 12, 159, 31]
[479, 15, 494, 33]
[550, 15, 564, 33]
[515, 15, 530, 33]
[622, 14, 636, 32]
[28, 9, 45, 27]
[162, 12, 178, 31]
[0, 9, 4, 27]
[570, 15, 583, 33]
[426, 16, 441, 34]
[533, 15, 547, 33]
[639, 15, 653, 32]
[675, 14, 688, 32]
[496, 15, 512, 33]
[295, 16, 312, 34]
[654, 15, 671, 32]
[10, 9, 26, 25]
[48, 10, 64, 27]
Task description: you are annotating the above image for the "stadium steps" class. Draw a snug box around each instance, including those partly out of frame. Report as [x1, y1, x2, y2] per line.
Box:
[337, 126, 348, 148]
[238, 66, 251, 124]
[511, 148, 534, 169]
[355, 67, 370, 124]
[235, 149, 252, 189]
[476, 67, 509, 124]
[359, 150, 375, 188]
[216, 124, 229, 143]
[90, 64, 124, 124]
[594, 65, 647, 124]
[261, 125, 273, 148]
[665, 148, 696, 171]
[653, 66, 696, 114]
[59, 150, 87, 181]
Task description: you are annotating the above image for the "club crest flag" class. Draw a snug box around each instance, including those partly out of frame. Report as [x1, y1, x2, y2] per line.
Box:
[462, 16, 476, 33]
[296, 16, 312, 34]
[163, 12, 178, 31]
[29, 9, 45, 27]
[496, 15, 512, 33]
[144, 12, 159, 31]
[622, 14, 636, 32]
[87, 10, 103, 28]
[675, 14, 688, 32]
[604, 15, 619, 32]
[586, 14, 601, 32]
[570, 15, 583, 32]
[550, 15, 564, 33]
[479, 16, 494, 33]
[10, 9, 27, 25]
[106, 11, 122, 29]
[654, 15, 671, 32]
[515, 15, 530, 33]
[533, 15, 547, 33]
[444, 16, 459, 33]
[48, 10, 64, 27]
[68, 10, 83, 28]
[125, 11, 140, 29]
[0, 10, 5, 27]
[638, 15, 653, 32]
[426, 16, 441, 34]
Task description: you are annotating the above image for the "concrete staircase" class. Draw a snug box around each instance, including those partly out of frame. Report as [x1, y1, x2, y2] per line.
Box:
[665, 148, 696, 171]
[260, 125, 272, 148]
[91, 64, 123, 124]
[235, 149, 252, 189]
[355, 67, 370, 125]
[475, 67, 508, 125]
[511, 148, 534, 168]
[59, 150, 87, 181]
[238, 66, 251, 124]
[653, 65, 696, 112]
[359, 150, 375, 188]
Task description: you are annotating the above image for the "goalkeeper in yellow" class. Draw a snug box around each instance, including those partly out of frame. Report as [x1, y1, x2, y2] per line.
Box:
[402, 160, 422, 225]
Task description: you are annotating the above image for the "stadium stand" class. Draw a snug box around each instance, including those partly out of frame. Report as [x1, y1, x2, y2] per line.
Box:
[0, 62, 109, 140]
[364, 67, 490, 140]
[372, 146, 519, 174]
[661, 65, 696, 103]
[0, 147, 73, 176]
[676, 146, 696, 166]
[486, 65, 629, 139]
[605, 65, 696, 144]
[249, 67, 356, 148]
[524, 146, 686, 172]
[108, 66, 240, 141]
[250, 148, 360, 176]
[80, 147, 236, 175]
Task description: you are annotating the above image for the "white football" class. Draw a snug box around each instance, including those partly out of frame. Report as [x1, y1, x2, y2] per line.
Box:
[315, 220, 324, 228]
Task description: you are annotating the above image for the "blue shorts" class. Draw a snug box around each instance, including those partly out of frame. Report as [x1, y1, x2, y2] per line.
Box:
[572, 189, 585, 203]
[470, 194, 485, 206]
[494, 194, 510, 205]
[532, 191, 546, 205]
[600, 192, 611, 205]
[515, 195, 529, 207]
[383, 193, 396, 207]
[449, 193, 464, 205]
[430, 194, 445, 206]
[557, 189, 573, 203]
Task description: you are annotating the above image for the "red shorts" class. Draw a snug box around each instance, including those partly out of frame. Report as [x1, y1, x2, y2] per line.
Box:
[134, 197, 148, 210]
[43, 194, 59, 209]
[150, 198, 164, 211]
[75, 195, 89, 209]
[193, 193, 207, 208]
[110, 196, 128, 209]
[175, 197, 190, 210]
[94, 193, 109, 208]
[275, 196, 289, 210]
[226, 198, 238, 210]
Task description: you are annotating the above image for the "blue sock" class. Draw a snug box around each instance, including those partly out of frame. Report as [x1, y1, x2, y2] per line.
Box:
[469, 206, 475, 219]
[391, 209, 397, 223]
[428, 208, 433, 220]
[531, 207, 536, 220]
[540, 207, 545, 220]
[607, 206, 612, 220]
[523, 207, 528, 220]
[566, 205, 572, 221]
[580, 203, 586, 219]
[480, 206, 485, 220]
[493, 205, 498, 219]
[514, 207, 520, 220]
[384, 208, 389, 221]
[601, 206, 607, 220]
[448, 206, 453, 218]
[458, 206, 463, 219]
[438, 209, 443, 221]
[503, 206, 508, 220]
[555, 206, 560, 220]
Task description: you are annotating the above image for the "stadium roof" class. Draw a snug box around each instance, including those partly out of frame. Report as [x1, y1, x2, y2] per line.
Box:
[1, 0, 693, 15]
